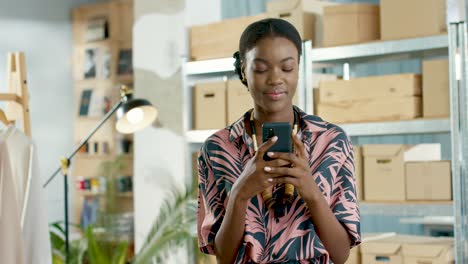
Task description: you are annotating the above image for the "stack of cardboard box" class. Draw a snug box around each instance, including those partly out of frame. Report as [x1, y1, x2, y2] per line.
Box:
[192, 80, 255, 130]
[189, 0, 448, 60]
[316, 58, 450, 124]
[192, 79, 305, 130]
[346, 234, 454, 264]
[354, 144, 452, 202]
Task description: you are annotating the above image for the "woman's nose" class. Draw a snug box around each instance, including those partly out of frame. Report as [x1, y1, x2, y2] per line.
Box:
[267, 68, 283, 85]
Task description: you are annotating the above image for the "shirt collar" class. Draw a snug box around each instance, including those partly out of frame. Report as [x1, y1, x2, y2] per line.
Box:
[228, 106, 328, 144]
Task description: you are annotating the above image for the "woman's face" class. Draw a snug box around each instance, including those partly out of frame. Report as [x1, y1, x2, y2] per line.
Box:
[243, 36, 299, 114]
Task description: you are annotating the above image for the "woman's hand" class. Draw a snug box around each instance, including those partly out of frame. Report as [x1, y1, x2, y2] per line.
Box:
[231, 136, 291, 202]
[263, 134, 322, 202]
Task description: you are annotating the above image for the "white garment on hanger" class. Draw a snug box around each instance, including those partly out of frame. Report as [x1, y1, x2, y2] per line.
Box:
[1, 126, 52, 264]
[0, 135, 26, 264]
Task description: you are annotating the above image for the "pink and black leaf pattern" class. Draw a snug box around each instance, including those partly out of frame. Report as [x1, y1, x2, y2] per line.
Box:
[197, 107, 361, 263]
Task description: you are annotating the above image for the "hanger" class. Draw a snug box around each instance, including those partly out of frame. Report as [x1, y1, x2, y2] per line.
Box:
[0, 108, 10, 126]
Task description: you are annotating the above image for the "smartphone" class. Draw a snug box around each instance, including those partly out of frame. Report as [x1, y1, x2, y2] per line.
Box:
[262, 122, 292, 161]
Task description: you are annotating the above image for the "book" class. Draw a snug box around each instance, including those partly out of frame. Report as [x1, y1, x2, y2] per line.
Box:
[85, 17, 108, 42]
[99, 48, 112, 79]
[83, 48, 97, 79]
[79, 89, 93, 116]
[117, 49, 133, 75]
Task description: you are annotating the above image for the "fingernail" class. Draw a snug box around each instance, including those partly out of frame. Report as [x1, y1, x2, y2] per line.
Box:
[267, 152, 274, 157]
[267, 178, 273, 182]
[264, 167, 271, 172]
[271, 136, 278, 142]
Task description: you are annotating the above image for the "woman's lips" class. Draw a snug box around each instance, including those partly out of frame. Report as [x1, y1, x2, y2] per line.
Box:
[264, 91, 286, 101]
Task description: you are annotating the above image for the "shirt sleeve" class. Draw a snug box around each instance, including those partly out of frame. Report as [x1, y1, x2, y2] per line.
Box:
[196, 144, 226, 255]
[330, 141, 361, 248]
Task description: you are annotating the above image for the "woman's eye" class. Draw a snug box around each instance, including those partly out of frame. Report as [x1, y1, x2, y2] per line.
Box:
[254, 69, 267, 73]
[283, 68, 294, 72]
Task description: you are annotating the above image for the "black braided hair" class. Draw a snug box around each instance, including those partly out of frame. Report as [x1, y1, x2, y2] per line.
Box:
[233, 18, 302, 87]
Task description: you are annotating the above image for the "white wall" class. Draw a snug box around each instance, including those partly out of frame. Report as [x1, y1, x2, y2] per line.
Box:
[133, 0, 220, 262]
[0, 0, 106, 224]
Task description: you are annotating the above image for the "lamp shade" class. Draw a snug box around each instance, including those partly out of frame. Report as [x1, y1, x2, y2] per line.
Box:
[116, 98, 158, 134]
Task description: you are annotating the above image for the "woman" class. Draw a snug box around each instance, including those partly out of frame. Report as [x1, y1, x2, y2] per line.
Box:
[197, 18, 360, 264]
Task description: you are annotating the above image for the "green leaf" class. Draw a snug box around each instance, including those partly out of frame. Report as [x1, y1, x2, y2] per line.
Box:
[50, 231, 65, 254]
[50, 222, 65, 236]
[132, 186, 197, 264]
[52, 252, 65, 264]
[111, 241, 129, 264]
[85, 226, 109, 264]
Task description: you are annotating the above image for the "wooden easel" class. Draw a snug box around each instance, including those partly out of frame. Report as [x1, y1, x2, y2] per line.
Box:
[0, 52, 31, 137]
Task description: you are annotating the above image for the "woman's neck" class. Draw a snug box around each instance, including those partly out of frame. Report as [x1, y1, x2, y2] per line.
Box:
[253, 107, 294, 125]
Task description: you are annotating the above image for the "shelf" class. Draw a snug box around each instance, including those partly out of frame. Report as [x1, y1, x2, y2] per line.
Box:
[78, 190, 134, 197]
[400, 216, 454, 226]
[118, 74, 134, 84]
[184, 35, 448, 75]
[339, 118, 450, 136]
[360, 201, 453, 217]
[186, 129, 219, 143]
[75, 153, 133, 160]
[310, 34, 448, 63]
[185, 58, 235, 75]
[185, 118, 449, 143]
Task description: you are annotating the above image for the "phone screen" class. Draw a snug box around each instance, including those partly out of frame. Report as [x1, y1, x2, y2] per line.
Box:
[262, 122, 292, 161]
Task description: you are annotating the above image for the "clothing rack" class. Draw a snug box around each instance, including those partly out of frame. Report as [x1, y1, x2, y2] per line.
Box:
[0, 52, 31, 137]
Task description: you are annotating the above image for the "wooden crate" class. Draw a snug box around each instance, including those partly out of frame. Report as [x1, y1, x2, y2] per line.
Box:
[317, 97, 422, 124]
[319, 74, 421, 103]
[190, 14, 267, 61]
[267, 0, 315, 41]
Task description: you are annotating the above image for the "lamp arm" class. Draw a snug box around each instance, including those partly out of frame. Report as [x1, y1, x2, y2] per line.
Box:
[42, 99, 124, 188]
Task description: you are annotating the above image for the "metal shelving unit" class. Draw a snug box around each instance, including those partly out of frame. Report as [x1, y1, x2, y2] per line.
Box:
[309, 34, 448, 63]
[185, 118, 450, 143]
[182, 2, 468, 258]
[185, 58, 235, 75]
[360, 202, 453, 217]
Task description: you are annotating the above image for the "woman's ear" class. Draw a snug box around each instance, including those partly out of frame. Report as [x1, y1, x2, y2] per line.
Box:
[241, 65, 246, 82]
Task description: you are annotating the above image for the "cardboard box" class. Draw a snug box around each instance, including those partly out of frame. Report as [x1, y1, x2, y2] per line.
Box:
[403, 144, 442, 161]
[363, 145, 408, 201]
[354, 146, 363, 201]
[423, 59, 450, 117]
[313, 87, 320, 115]
[406, 161, 452, 201]
[323, 3, 379, 47]
[317, 97, 421, 124]
[312, 73, 338, 115]
[317, 74, 422, 123]
[362, 235, 454, 264]
[267, 0, 338, 46]
[319, 74, 421, 103]
[267, 0, 315, 41]
[190, 14, 267, 61]
[192, 152, 199, 196]
[402, 239, 454, 264]
[193, 82, 226, 129]
[226, 80, 253, 125]
[361, 237, 403, 264]
[197, 254, 217, 264]
[380, 0, 446, 40]
[362, 144, 441, 201]
[346, 245, 360, 264]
